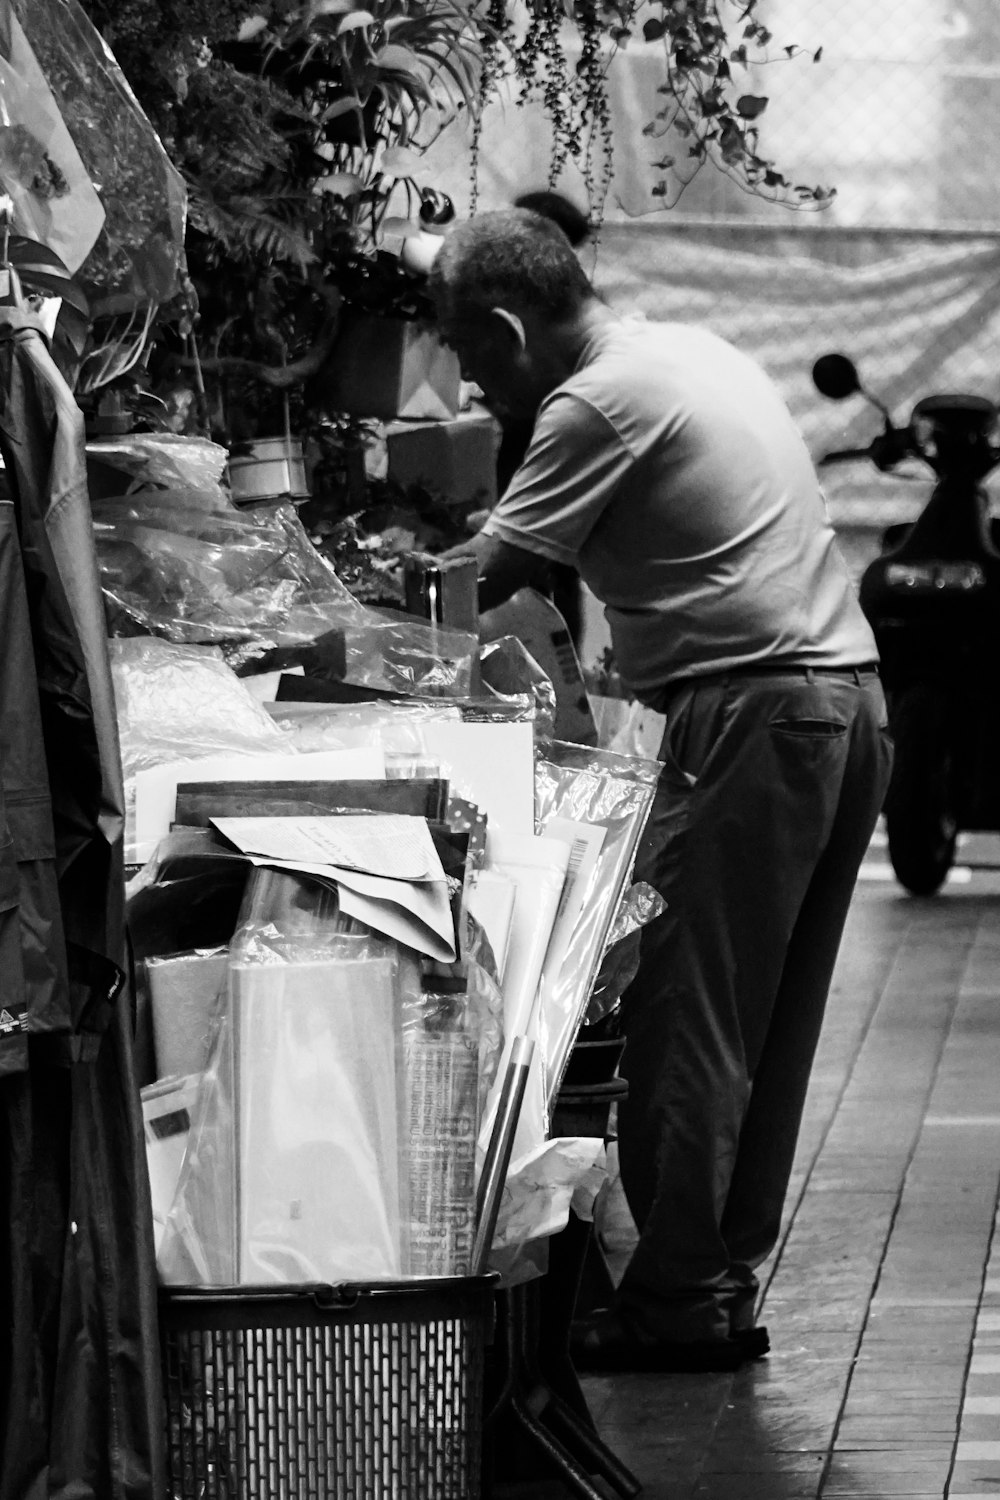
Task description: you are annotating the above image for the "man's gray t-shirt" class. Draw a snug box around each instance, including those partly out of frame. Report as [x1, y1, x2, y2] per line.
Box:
[481, 317, 876, 700]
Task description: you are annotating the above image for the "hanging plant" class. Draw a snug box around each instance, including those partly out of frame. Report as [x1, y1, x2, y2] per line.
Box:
[80, 0, 489, 436]
[472, 0, 623, 220]
[473, 0, 832, 221]
[573, 0, 617, 217]
[637, 0, 833, 209]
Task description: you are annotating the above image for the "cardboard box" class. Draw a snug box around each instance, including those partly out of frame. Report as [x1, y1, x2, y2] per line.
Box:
[324, 313, 462, 420]
[386, 410, 500, 507]
[482, 587, 598, 747]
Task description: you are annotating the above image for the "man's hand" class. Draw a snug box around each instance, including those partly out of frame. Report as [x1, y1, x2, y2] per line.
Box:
[438, 531, 552, 612]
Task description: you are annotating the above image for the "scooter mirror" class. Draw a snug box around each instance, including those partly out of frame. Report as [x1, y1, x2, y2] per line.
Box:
[812, 353, 862, 401]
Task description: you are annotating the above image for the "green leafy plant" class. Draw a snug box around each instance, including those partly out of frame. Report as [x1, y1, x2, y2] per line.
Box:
[473, 0, 833, 221]
[639, 0, 833, 208]
[80, 0, 485, 438]
[76, 0, 831, 444]
[470, 0, 617, 214]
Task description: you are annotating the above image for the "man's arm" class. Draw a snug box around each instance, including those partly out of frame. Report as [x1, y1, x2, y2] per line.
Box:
[440, 531, 553, 612]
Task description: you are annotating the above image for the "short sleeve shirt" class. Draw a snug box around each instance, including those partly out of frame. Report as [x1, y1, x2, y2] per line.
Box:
[481, 317, 877, 700]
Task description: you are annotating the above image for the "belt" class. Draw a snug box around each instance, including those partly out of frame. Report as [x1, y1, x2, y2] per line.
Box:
[659, 662, 880, 700]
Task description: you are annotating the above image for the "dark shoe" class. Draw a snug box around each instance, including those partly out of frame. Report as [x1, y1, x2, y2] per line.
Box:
[571, 1310, 747, 1374]
[732, 1324, 770, 1360]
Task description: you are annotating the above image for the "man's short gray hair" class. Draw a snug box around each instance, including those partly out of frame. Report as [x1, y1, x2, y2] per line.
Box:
[429, 209, 595, 323]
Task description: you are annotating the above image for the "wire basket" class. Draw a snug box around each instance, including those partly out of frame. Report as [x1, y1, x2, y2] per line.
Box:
[159, 1277, 496, 1499]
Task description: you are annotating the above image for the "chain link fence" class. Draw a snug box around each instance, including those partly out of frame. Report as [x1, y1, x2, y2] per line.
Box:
[591, 0, 1000, 599]
[431, 0, 1000, 638]
[661, 0, 1000, 235]
[600, 0, 1000, 583]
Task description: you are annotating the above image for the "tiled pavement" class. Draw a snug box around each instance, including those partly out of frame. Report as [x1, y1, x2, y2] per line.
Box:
[575, 835, 1000, 1500]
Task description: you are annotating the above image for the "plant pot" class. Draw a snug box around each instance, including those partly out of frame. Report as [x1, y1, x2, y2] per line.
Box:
[228, 436, 310, 506]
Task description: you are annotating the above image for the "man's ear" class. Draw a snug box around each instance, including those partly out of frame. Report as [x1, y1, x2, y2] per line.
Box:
[489, 306, 527, 351]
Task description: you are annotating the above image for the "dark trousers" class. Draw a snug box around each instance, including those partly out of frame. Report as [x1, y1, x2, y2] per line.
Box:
[615, 667, 893, 1341]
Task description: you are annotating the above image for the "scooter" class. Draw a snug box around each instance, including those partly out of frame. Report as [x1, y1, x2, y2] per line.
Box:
[812, 352, 1000, 895]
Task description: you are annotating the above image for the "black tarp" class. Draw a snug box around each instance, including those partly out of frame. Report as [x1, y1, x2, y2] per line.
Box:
[0, 308, 163, 1499]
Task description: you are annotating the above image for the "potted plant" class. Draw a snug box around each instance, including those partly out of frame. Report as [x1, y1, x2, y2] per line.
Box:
[72, 0, 483, 516]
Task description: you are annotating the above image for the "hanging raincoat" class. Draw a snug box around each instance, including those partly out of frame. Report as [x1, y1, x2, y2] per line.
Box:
[0, 307, 163, 1500]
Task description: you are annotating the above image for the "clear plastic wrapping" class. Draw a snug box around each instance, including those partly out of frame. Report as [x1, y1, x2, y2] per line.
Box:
[95, 497, 362, 646]
[11, 0, 186, 309]
[110, 637, 294, 863]
[534, 743, 661, 1111]
[477, 835, 570, 1172]
[489, 1137, 607, 1287]
[586, 880, 668, 1025]
[111, 638, 291, 781]
[402, 979, 482, 1277]
[596, 697, 668, 761]
[156, 865, 504, 1286]
[0, 37, 104, 274]
[341, 611, 479, 700]
[480, 635, 557, 744]
[94, 497, 478, 698]
[146, 946, 229, 1081]
[267, 701, 461, 762]
[88, 434, 232, 506]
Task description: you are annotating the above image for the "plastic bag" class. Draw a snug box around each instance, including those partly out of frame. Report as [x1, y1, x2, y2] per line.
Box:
[268, 699, 462, 780]
[269, 700, 459, 749]
[158, 865, 504, 1285]
[11, 0, 186, 310]
[489, 1136, 607, 1288]
[402, 976, 485, 1277]
[342, 609, 479, 699]
[0, 35, 104, 274]
[589, 694, 668, 761]
[586, 880, 667, 1024]
[111, 637, 291, 780]
[110, 636, 293, 863]
[95, 497, 362, 644]
[159, 871, 407, 1286]
[534, 743, 661, 1112]
[89, 433, 231, 507]
[476, 834, 570, 1173]
[145, 946, 229, 1081]
[95, 497, 479, 699]
[141, 1072, 203, 1256]
[480, 635, 557, 745]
